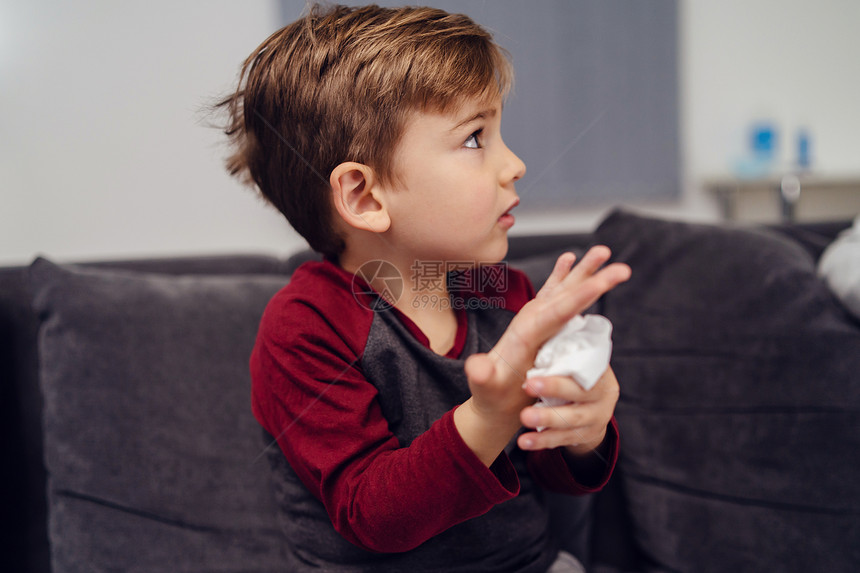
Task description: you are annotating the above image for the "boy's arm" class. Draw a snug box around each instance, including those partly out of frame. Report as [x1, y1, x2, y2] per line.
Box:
[526, 416, 619, 494]
[521, 364, 622, 492]
[454, 247, 630, 469]
[252, 297, 521, 554]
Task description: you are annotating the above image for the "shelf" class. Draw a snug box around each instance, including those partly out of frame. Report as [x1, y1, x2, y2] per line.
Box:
[703, 173, 860, 223]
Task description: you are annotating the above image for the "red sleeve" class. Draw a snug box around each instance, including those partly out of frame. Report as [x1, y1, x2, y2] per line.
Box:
[250, 266, 519, 553]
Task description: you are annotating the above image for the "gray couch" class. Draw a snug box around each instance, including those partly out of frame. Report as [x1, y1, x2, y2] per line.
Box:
[2, 210, 858, 572]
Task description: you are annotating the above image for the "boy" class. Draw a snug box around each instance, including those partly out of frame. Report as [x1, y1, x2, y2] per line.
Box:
[219, 4, 631, 571]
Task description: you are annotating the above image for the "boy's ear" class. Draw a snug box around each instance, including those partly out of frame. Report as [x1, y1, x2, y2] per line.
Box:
[330, 162, 391, 233]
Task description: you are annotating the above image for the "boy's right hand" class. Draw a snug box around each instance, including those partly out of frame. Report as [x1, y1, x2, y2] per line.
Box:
[454, 246, 631, 466]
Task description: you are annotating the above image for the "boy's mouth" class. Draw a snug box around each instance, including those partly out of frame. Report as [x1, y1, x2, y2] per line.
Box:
[498, 199, 519, 229]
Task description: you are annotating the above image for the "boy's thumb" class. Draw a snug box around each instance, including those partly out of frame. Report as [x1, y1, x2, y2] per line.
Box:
[464, 353, 495, 387]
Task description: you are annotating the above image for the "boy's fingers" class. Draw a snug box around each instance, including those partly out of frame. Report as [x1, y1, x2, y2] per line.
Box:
[518, 425, 606, 451]
[522, 375, 589, 402]
[522, 377, 615, 412]
[521, 368, 619, 429]
[536, 245, 620, 301]
[539, 262, 631, 329]
[517, 426, 579, 450]
[535, 252, 577, 299]
[560, 245, 612, 286]
[520, 401, 586, 430]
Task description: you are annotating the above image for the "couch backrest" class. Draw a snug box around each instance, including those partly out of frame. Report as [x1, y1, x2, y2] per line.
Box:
[0, 255, 291, 573]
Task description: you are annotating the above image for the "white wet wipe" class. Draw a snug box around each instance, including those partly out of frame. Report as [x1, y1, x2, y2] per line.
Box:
[527, 314, 613, 431]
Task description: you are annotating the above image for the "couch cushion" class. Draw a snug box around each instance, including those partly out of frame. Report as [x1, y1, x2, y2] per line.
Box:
[594, 210, 860, 571]
[29, 258, 290, 572]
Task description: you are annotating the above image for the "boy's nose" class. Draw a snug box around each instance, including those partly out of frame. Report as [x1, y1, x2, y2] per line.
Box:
[501, 141, 526, 183]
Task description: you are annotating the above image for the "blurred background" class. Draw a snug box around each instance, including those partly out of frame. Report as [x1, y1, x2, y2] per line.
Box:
[2, 0, 859, 265]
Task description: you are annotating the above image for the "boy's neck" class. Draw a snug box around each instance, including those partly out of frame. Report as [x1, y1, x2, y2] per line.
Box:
[339, 248, 459, 355]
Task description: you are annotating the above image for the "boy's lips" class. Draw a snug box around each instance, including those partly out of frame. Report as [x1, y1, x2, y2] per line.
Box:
[498, 199, 519, 229]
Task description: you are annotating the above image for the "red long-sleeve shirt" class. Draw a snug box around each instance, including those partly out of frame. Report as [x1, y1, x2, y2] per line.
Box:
[251, 260, 618, 571]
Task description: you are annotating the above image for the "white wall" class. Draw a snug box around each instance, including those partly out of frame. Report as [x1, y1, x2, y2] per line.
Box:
[2, 1, 859, 265]
[0, 0, 302, 265]
[683, 0, 860, 178]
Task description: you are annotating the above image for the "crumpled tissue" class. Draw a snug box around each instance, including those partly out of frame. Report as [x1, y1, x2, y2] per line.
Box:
[526, 314, 613, 430]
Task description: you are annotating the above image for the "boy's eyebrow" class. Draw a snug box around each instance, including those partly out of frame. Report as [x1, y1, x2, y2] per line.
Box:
[450, 107, 498, 132]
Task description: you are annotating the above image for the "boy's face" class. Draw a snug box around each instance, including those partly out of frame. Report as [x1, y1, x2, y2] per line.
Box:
[381, 95, 526, 265]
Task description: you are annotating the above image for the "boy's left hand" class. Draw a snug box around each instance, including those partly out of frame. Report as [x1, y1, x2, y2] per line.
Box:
[517, 366, 620, 456]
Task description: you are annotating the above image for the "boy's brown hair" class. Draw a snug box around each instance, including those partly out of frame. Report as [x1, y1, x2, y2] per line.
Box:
[217, 3, 512, 258]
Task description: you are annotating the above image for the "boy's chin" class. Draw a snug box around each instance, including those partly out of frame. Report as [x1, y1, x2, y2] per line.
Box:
[476, 237, 509, 265]
[425, 236, 509, 267]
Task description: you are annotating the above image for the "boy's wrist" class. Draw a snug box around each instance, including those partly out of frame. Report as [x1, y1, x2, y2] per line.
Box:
[453, 399, 521, 467]
[563, 426, 608, 458]
[561, 428, 612, 486]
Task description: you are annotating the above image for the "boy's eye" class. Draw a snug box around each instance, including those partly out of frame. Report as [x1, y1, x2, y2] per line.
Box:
[464, 129, 483, 149]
